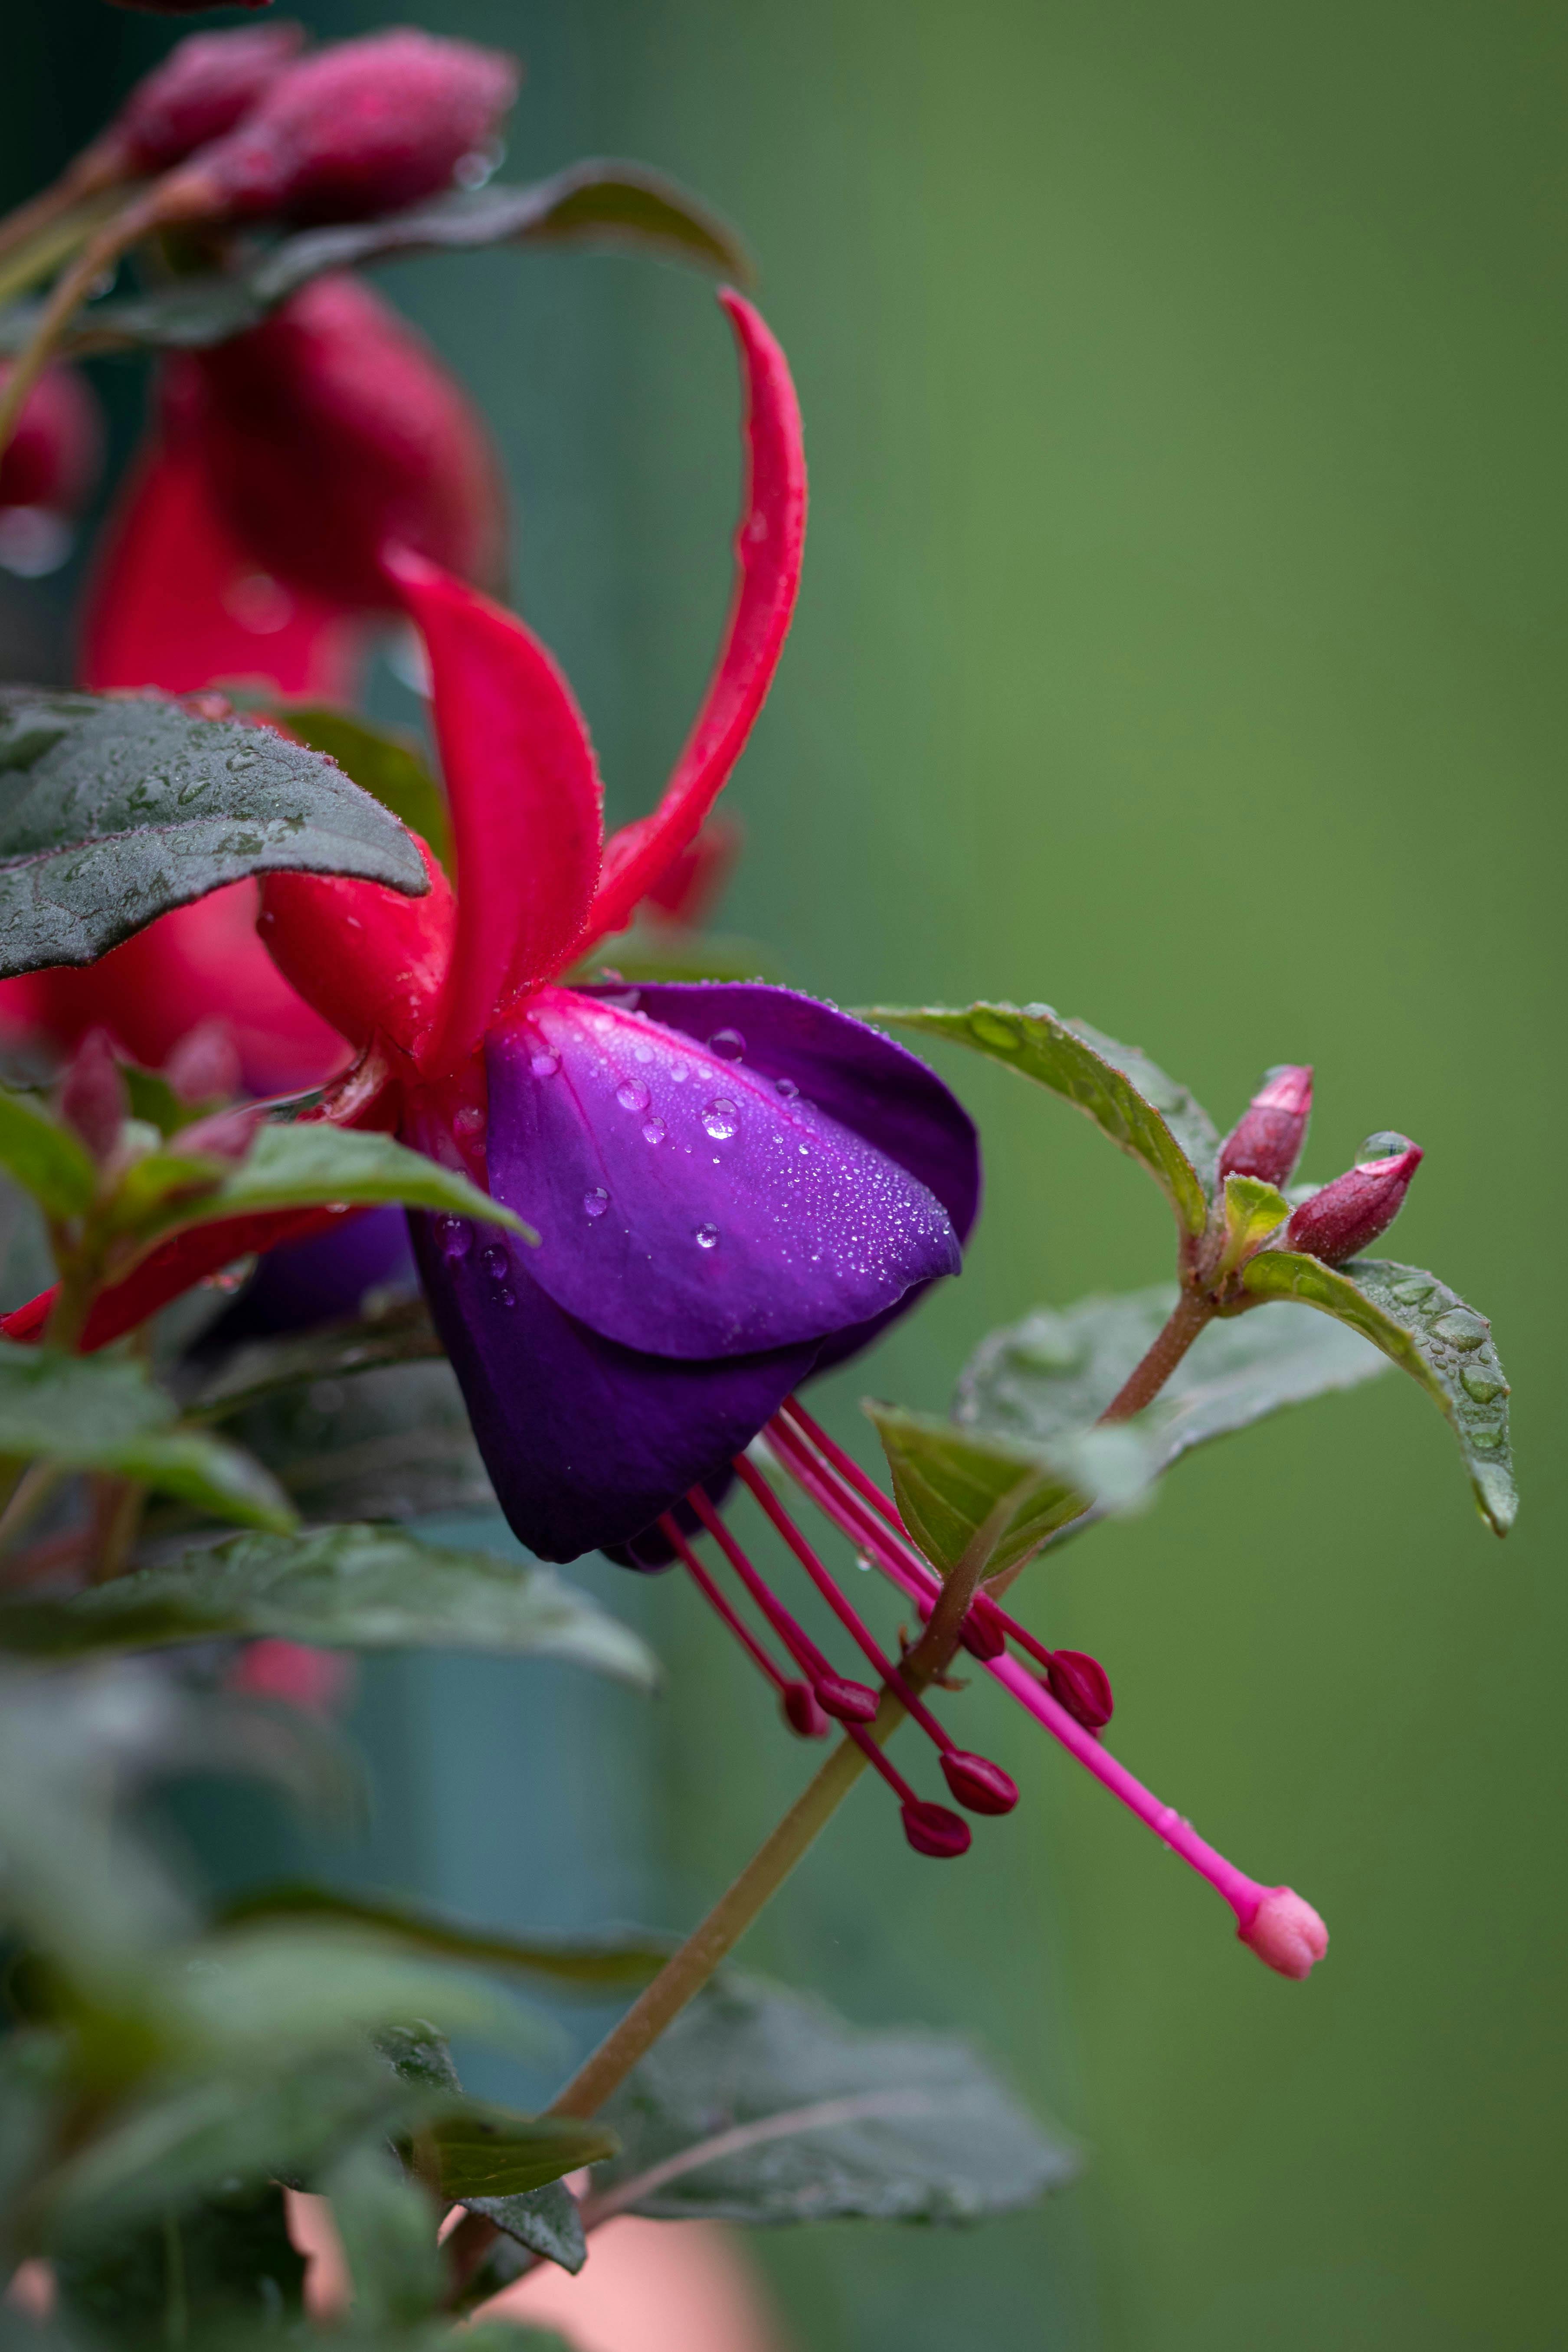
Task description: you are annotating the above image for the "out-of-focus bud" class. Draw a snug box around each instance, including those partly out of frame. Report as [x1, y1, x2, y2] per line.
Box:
[781, 1681, 829, 1739]
[226, 1637, 355, 1714]
[177, 1104, 262, 1162]
[957, 1594, 1008, 1662]
[57, 1029, 128, 1162]
[814, 1672, 880, 1725]
[165, 1017, 242, 1107]
[0, 364, 103, 578]
[189, 274, 507, 612]
[1217, 1063, 1313, 1189]
[108, 25, 306, 175]
[1240, 1885, 1329, 1979]
[940, 1749, 1020, 1816]
[901, 1801, 972, 1859]
[1284, 1138, 1422, 1267]
[1045, 1648, 1114, 1732]
[173, 29, 519, 226]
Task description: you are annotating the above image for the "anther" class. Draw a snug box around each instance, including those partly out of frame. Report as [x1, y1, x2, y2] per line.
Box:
[844, 1723, 972, 1860]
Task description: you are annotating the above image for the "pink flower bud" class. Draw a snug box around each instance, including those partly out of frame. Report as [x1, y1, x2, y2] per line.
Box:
[939, 1749, 1020, 1816]
[57, 1029, 127, 1162]
[1217, 1063, 1313, 1188]
[1284, 1139, 1422, 1267]
[187, 273, 506, 611]
[781, 1681, 829, 1739]
[164, 1018, 242, 1106]
[176, 1105, 262, 1163]
[900, 1801, 972, 1859]
[183, 29, 519, 225]
[815, 1672, 881, 1725]
[958, 1595, 1008, 1662]
[226, 1638, 355, 1715]
[1045, 1649, 1114, 1732]
[112, 24, 307, 174]
[1239, 1886, 1329, 1979]
[0, 366, 102, 518]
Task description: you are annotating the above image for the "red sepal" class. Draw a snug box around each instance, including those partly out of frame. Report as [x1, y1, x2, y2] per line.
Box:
[381, 547, 604, 1073]
[580, 292, 805, 950]
[258, 838, 455, 1061]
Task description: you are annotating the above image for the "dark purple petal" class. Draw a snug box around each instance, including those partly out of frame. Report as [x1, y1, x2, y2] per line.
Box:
[482, 986, 959, 1361]
[410, 1209, 816, 1563]
[187, 1203, 416, 1357]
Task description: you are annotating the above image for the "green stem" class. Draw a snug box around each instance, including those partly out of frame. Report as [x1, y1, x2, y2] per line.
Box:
[1097, 1286, 1213, 1422]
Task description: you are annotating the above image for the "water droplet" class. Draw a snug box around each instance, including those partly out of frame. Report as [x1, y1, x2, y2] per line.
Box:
[583, 1187, 610, 1218]
[703, 1097, 740, 1141]
[798, 1142, 809, 1156]
[435, 1215, 471, 1261]
[481, 1245, 509, 1280]
[1389, 1278, 1432, 1305]
[1431, 1308, 1488, 1350]
[530, 1051, 560, 1078]
[498, 1288, 516, 1309]
[971, 1009, 1021, 1051]
[774, 1075, 800, 1100]
[454, 1104, 486, 1137]
[708, 1028, 746, 1061]
[633, 1043, 655, 1064]
[1461, 1366, 1509, 1404]
[695, 1222, 720, 1249]
[224, 748, 259, 773]
[616, 1079, 651, 1114]
[669, 1060, 689, 1083]
[642, 1118, 667, 1145]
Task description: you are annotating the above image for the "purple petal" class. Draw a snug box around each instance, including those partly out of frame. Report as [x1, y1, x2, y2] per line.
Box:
[411, 1209, 814, 1563]
[481, 986, 959, 1360]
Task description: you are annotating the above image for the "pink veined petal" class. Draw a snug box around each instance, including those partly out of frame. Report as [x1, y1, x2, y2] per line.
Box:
[579, 290, 806, 953]
[381, 545, 604, 1076]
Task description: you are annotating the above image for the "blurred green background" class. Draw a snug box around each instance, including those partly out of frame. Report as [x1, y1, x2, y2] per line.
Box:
[5, 3, 1564, 2347]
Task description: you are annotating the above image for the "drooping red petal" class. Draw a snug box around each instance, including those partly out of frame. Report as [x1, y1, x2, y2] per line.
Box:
[257, 838, 455, 1061]
[380, 545, 604, 1074]
[579, 292, 805, 953]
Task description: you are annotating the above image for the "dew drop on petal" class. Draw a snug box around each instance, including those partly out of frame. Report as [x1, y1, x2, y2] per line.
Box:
[616, 1080, 651, 1114]
[695, 1222, 720, 1249]
[530, 1051, 560, 1078]
[583, 1188, 610, 1218]
[481, 1246, 508, 1281]
[642, 1119, 667, 1145]
[454, 1105, 486, 1137]
[703, 1097, 740, 1141]
[668, 1059, 689, 1083]
[774, 1076, 800, 1100]
[435, 1216, 471, 1261]
[633, 1043, 655, 1064]
[498, 1288, 516, 1309]
[707, 1028, 746, 1061]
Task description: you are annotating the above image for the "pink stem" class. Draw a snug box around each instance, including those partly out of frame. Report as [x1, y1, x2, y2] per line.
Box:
[687, 1486, 869, 1703]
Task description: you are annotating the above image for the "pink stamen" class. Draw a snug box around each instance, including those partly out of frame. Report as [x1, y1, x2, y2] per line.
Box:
[686, 1486, 878, 1724]
[842, 1723, 972, 1860]
[658, 1513, 827, 1740]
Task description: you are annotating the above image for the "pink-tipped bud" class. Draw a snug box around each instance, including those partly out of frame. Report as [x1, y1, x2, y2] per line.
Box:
[176, 1105, 262, 1163]
[186, 29, 520, 225]
[58, 1029, 128, 1162]
[1284, 1138, 1422, 1267]
[226, 1638, 355, 1715]
[112, 24, 307, 174]
[939, 1750, 1020, 1816]
[187, 273, 506, 611]
[815, 1673, 881, 1725]
[958, 1595, 1008, 1662]
[0, 366, 103, 519]
[781, 1681, 830, 1739]
[900, 1801, 972, 1859]
[1045, 1649, 1114, 1732]
[164, 1018, 242, 1107]
[1240, 1886, 1329, 1979]
[1217, 1063, 1313, 1188]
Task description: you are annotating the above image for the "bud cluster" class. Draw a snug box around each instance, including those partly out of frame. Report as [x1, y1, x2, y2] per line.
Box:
[1211, 1063, 1423, 1279]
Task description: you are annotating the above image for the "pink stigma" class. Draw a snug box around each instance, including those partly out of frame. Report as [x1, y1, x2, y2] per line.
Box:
[1239, 1887, 1329, 1979]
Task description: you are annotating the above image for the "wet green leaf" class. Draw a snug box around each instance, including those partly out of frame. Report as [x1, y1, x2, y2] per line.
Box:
[1238, 1252, 1516, 1533]
[223, 1884, 671, 1996]
[1214, 1173, 1289, 1277]
[0, 690, 425, 978]
[869, 1002, 1218, 1235]
[593, 1974, 1078, 2225]
[279, 707, 451, 876]
[462, 2181, 586, 2277]
[213, 1358, 493, 1527]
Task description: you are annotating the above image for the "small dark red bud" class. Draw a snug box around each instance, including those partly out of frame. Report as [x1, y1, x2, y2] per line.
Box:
[1284, 1139, 1422, 1267]
[900, 1801, 972, 1859]
[814, 1673, 881, 1725]
[939, 1750, 1020, 1816]
[0, 366, 103, 519]
[164, 1018, 242, 1107]
[781, 1681, 830, 1739]
[58, 1029, 128, 1162]
[113, 25, 306, 174]
[1217, 1063, 1313, 1188]
[186, 29, 519, 225]
[1045, 1649, 1115, 1732]
[958, 1595, 1008, 1662]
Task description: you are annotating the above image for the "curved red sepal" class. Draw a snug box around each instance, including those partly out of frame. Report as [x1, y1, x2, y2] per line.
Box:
[381, 546, 604, 1074]
[258, 838, 455, 1061]
[580, 292, 805, 951]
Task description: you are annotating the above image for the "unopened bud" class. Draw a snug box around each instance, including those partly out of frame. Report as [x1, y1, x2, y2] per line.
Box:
[177, 1105, 262, 1163]
[164, 1018, 243, 1107]
[0, 366, 102, 519]
[958, 1595, 1008, 1662]
[1239, 1886, 1329, 1979]
[781, 1681, 829, 1739]
[1284, 1139, 1422, 1267]
[1218, 1064, 1313, 1188]
[182, 29, 519, 226]
[901, 1801, 972, 1859]
[940, 1750, 1019, 1816]
[112, 25, 306, 174]
[1045, 1649, 1114, 1732]
[58, 1029, 128, 1161]
[815, 1672, 881, 1725]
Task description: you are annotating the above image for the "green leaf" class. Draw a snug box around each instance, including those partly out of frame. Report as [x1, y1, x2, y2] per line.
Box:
[592, 1974, 1078, 2226]
[428, 2107, 616, 2201]
[53, 2183, 307, 2352]
[280, 706, 452, 876]
[0, 1342, 295, 1530]
[863, 1399, 1153, 1582]
[869, 1002, 1218, 1235]
[462, 2182, 586, 2278]
[0, 689, 425, 978]
[182, 1294, 444, 1424]
[1238, 1252, 1516, 1533]
[1214, 1173, 1289, 1278]
[0, 1089, 96, 1217]
[222, 1884, 671, 1996]
[1, 169, 751, 360]
[321, 2142, 443, 2331]
[957, 1283, 1390, 1546]
[211, 1358, 494, 1527]
[372, 2019, 464, 2093]
[0, 1523, 658, 1684]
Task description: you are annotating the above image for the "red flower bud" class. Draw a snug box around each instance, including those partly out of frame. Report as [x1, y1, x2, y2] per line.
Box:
[111, 24, 307, 175]
[176, 1104, 262, 1163]
[957, 1594, 1008, 1662]
[939, 1750, 1020, 1816]
[1045, 1649, 1114, 1732]
[187, 273, 507, 612]
[1284, 1138, 1422, 1267]
[1217, 1063, 1313, 1188]
[57, 1029, 128, 1162]
[814, 1672, 881, 1725]
[181, 29, 519, 226]
[900, 1801, 972, 1859]
[781, 1681, 830, 1739]
[0, 365, 102, 524]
